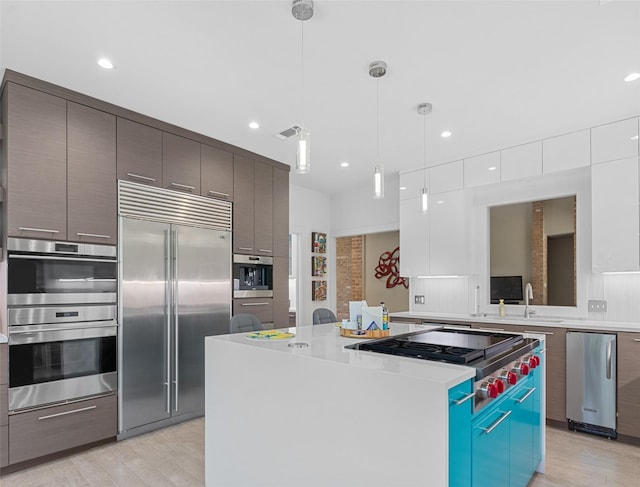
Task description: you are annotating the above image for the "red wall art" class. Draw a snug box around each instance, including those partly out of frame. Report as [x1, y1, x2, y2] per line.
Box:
[374, 247, 408, 289]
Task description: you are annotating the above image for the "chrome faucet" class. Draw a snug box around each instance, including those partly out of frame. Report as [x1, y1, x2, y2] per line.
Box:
[524, 282, 534, 318]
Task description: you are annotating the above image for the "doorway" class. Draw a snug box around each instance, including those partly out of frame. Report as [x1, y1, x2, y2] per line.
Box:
[547, 234, 574, 306]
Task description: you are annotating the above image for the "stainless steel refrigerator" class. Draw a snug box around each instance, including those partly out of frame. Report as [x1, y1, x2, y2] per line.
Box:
[118, 216, 231, 438]
[566, 331, 617, 438]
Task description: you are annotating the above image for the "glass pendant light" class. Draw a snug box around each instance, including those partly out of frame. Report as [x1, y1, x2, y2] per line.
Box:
[292, 0, 314, 174]
[418, 103, 432, 213]
[370, 61, 387, 199]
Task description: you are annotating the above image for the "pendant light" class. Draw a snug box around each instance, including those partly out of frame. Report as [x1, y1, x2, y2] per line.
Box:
[370, 61, 387, 199]
[292, 0, 313, 174]
[418, 103, 432, 213]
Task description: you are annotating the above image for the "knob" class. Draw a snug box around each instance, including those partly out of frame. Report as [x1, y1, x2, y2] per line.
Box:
[487, 383, 498, 398]
[528, 356, 537, 369]
[520, 363, 530, 376]
[532, 355, 541, 367]
[478, 381, 499, 399]
[494, 378, 505, 393]
[506, 371, 518, 385]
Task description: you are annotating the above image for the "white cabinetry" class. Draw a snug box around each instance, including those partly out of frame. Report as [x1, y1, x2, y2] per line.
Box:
[399, 168, 427, 201]
[591, 118, 639, 165]
[542, 129, 590, 174]
[399, 197, 429, 277]
[429, 190, 468, 275]
[431, 160, 463, 194]
[464, 152, 500, 187]
[500, 142, 542, 181]
[591, 156, 640, 272]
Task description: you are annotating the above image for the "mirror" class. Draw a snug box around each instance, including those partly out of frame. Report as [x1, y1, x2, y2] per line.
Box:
[490, 196, 576, 307]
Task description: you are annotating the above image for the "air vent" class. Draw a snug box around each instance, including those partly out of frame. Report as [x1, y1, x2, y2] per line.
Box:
[274, 125, 301, 140]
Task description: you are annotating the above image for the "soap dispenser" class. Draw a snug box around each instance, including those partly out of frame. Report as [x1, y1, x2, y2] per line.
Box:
[499, 299, 506, 317]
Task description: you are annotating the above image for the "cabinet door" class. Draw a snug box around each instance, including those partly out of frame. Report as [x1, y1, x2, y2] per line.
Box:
[6, 83, 67, 239]
[233, 156, 255, 254]
[501, 141, 542, 182]
[254, 161, 273, 255]
[272, 257, 289, 328]
[429, 190, 467, 275]
[542, 129, 590, 174]
[399, 168, 426, 201]
[448, 380, 473, 487]
[67, 102, 117, 244]
[471, 407, 511, 487]
[162, 132, 201, 193]
[273, 167, 290, 258]
[116, 117, 162, 187]
[201, 144, 233, 201]
[510, 381, 536, 487]
[591, 118, 639, 165]
[618, 332, 640, 438]
[430, 160, 463, 194]
[464, 151, 500, 188]
[233, 298, 273, 324]
[399, 197, 429, 277]
[591, 157, 640, 272]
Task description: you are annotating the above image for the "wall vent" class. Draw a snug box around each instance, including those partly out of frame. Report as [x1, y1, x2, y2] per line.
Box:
[274, 124, 301, 140]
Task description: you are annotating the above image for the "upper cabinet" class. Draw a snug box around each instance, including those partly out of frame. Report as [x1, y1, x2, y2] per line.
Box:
[272, 167, 289, 258]
[399, 197, 429, 277]
[464, 152, 500, 188]
[591, 118, 639, 165]
[254, 162, 273, 255]
[399, 169, 426, 201]
[116, 118, 162, 187]
[162, 132, 201, 194]
[429, 190, 468, 276]
[67, 102, 117, 245]
[233, 156, 256, 254]
[430, 160, 463, 194]
[5, 83, 67, 239]
[542, 129, 590, 174]
[500, 142, 542, 182]
[201, 145, 234, 201]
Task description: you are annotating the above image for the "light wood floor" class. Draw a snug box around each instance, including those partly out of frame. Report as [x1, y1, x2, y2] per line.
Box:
[1, 421, 639, 486]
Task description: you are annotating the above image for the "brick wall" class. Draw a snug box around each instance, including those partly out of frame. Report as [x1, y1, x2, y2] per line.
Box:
[336, 235, 364, 320]
[531, 200, 547, 304]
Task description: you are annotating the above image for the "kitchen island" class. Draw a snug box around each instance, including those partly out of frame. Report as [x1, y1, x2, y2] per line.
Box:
[204, 323, 545, 487]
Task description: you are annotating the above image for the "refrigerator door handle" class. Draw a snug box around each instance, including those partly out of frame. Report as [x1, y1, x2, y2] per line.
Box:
[173, 228, 179, 413]
[164, 229, 171, 414]
[606, 339, 612, 380]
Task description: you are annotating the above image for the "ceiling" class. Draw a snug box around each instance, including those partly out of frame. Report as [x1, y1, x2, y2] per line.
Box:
[2, 1, 639, 195]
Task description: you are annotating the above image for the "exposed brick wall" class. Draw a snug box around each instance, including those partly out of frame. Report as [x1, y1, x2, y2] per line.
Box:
[531, 201, 547, 305]
[336, 235, 364, 320]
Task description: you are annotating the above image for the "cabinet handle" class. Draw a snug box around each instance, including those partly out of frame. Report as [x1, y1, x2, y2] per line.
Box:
[515, 387, 536, 404]
[452, 392, 475, 406]
[633, 338, 640, 342]
[127, 173, 156, 182]
[524, 330, 554, 335]
[539, 349, 547, 354]
[38, 405, 96, 420]
[170, 182, 195, 191]
[258, 249, 273, 253]
[77, 232, 111, 239]
[19, 227, 59, 234]
[241, 302, 269, 306]
[482, 410, 512, 435]
[208, 190, 230, 198]
[238, 247, 253, 251]
[477, 327, 504, 332]
[606, 341, 612, 380]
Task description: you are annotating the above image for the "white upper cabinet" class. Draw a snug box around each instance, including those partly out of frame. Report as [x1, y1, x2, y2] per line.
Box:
[500, 141, 542, 182]
[591, 118, 639, 165]
[430, 160, 463, 194]
[399, 197, 429, 277]
[542, 129, 590, 174]
[429, 190, 468, 276]
[464, 151, 500, 188]
[591, 156, 640, 272]
[399, 168, 427, 201]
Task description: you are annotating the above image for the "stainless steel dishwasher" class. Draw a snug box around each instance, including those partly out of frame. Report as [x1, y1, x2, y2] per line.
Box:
[566, 331, 617, 438]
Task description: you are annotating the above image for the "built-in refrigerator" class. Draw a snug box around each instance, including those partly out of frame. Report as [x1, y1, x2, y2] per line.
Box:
[117, 181, 232, 438]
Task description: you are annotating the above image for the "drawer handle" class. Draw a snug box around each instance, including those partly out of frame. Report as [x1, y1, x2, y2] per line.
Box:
[478, 327, 504, 332]
[241, 302, 269, 306]
[38, 405, 97, 421]
[482, 410, 512, 435]
[77, 232, 111, 239]
[127, 173, 156, 182]
[258, 249, 272, 253]
[515, 387, 536, 404]
[452, 392, 475, 406]
[634, 339, 640, 342]
[238, 247, 253, 251]
[208, 190, 230, 198]
[170, 182, 195, 191]
[19, 227, 59, 234]
[524, 330, 554, 335]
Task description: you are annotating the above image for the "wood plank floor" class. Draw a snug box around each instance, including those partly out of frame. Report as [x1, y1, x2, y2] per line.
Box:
[1, 421, 639, 486]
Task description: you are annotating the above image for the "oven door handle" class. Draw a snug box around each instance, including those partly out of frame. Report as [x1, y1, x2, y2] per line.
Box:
[482, 410, 512, 435]
[9, 323, 117, 345]
[9, 254, 117, 263]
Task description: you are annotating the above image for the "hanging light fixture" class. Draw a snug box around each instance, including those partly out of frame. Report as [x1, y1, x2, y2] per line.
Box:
[292, 0, 313, 174]
[369, 61, 387, 199]
[418, 103, 432, 213]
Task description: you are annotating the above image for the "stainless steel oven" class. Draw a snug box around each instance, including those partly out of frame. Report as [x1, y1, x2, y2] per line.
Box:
[7, 237, 117, 306]
[8, 305, 117, 411]
[233, 254, 273, 298]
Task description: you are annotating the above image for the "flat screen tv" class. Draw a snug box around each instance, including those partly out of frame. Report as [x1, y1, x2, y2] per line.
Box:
[491, 276, 523, 304]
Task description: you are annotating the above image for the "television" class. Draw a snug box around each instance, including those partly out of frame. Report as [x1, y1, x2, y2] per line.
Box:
[490, 276, 524, 304]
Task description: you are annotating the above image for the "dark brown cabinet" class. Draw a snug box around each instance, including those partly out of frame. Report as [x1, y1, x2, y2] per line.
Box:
[116, 117, 162, 187]
[233, 155, 256, 253]
[254, 161, 273, 255]
[201, 144, 234, 201]
[162, 132, 201, 193]
[67, 102, 117, 245]
[618, 332, 640, 438]
[233, 298, 273, 325]
[273, 167, 289, 258]
[5, 83, 67, 239]
[273, 257, 289, 328]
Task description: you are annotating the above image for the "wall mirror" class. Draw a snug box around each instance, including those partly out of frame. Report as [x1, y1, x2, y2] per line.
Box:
[489, 195, 576, 307]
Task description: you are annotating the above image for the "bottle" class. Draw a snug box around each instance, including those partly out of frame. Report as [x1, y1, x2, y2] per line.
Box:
[499, 299, 506, 317]
[380, 301, 389, 330]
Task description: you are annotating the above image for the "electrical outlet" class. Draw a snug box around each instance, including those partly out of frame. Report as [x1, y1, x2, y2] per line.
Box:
[588, 300, 608, 312]
[415, 295, 425, 305]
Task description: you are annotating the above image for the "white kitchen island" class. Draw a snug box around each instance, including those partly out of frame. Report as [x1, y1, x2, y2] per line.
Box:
[204, 323, 476, 487]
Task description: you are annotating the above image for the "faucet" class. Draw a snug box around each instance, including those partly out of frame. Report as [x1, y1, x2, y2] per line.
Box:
[524, 283, 534, 318]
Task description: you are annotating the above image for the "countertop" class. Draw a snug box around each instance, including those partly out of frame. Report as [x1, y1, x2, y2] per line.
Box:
[391, 311, 640, 333]
[0, 333, 7, 344]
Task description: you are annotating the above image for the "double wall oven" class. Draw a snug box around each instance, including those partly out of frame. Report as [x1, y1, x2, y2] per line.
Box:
[7, 238, 118, 411]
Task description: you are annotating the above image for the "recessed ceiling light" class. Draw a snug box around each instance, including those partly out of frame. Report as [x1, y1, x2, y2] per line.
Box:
[399, 186, 407, 190]
[488, 166, 497, 171]
[624, 72, 640, 82]
[441, 131, 452, 138]
[249, 121, 260, 129]
[97, 58, 114, 70]
[340, 162, 349, 168]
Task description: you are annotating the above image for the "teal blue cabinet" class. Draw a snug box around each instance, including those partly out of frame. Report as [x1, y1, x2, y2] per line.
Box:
[449, 380, 473, 487]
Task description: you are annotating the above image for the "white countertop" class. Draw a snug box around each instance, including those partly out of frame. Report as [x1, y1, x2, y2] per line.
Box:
[0, 333, 7, 344]
[391, 311, 640, 333]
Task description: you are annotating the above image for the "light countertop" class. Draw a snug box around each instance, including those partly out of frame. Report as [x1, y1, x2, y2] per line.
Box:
[0, 333, 7, 344]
